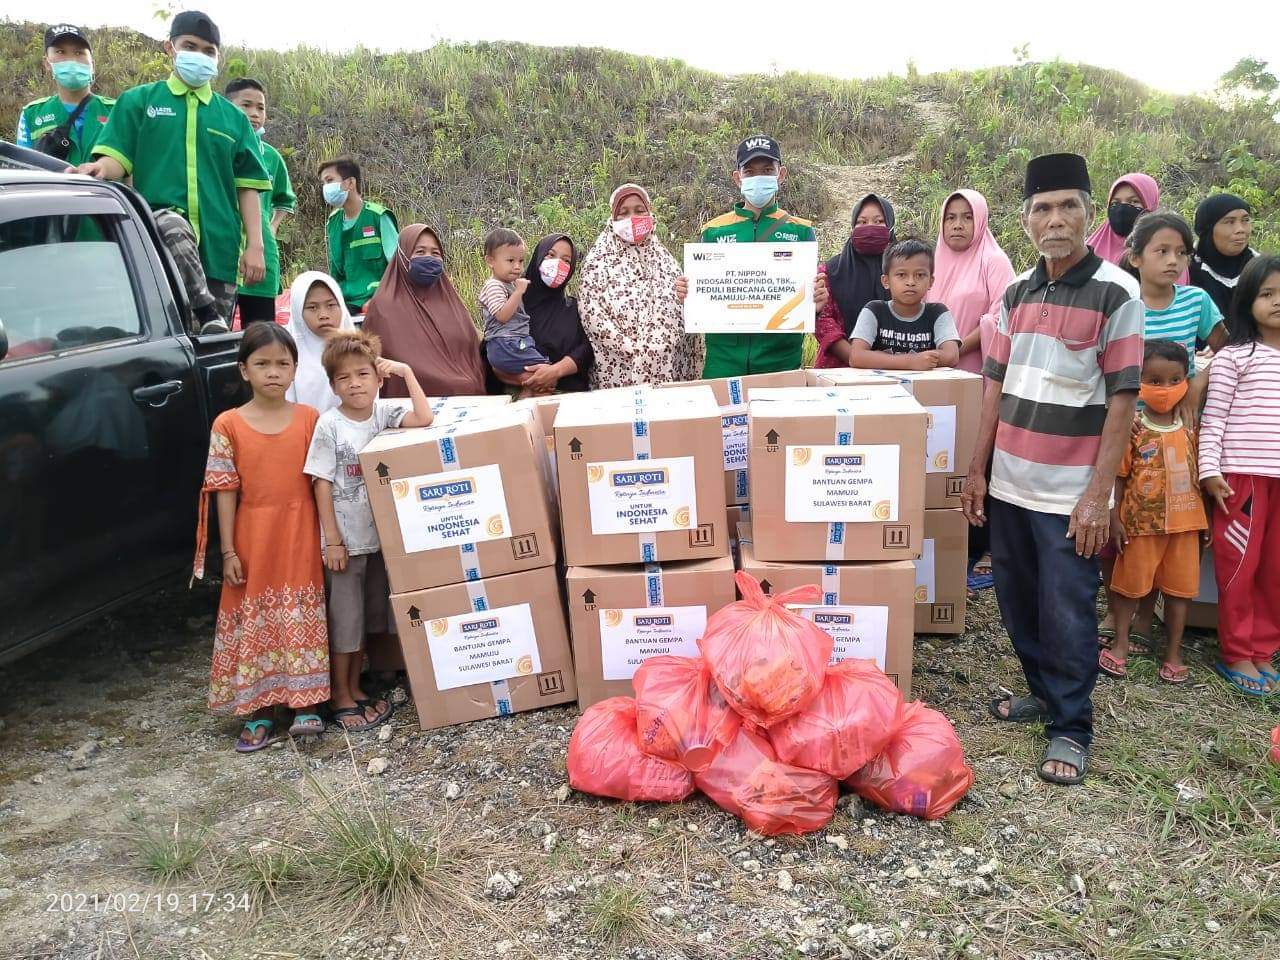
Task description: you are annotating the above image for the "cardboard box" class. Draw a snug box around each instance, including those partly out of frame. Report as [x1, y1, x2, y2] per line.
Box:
[727, 504, 751, 565]
[914, 509, 968, 635]
[747, 390, 927, 562]
[1155, 550, 1218, 630]
[657, 371, 808, 506]
[564, 557, 737, 708]
[555, 386, 729, 566]
[737, 525, 915, 697]
[389, 565, 577, 730]
[385, 394, 512, 427]
[360, 408, 557, 594]
[810, 368, 982, 509]
[515, 386, 651, 498]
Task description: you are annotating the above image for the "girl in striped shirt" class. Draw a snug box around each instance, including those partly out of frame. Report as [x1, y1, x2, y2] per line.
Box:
[1199, 255, 1280, 697]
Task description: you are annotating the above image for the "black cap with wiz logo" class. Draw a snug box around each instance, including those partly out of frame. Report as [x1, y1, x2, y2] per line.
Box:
[736, 135, 781, 168]
[170, 10, 222, 47]
[44, 24, 89, 50]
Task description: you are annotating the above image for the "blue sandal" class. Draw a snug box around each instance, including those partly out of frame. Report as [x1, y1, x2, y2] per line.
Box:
[235, 718, 279, 753]
[1256, 666, 1280, 693]
[1212, 663, 1270, 698]
[288, 712, 325, 736]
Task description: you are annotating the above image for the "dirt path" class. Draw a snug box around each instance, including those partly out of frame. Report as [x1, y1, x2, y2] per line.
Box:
[813, 98, 954, 246]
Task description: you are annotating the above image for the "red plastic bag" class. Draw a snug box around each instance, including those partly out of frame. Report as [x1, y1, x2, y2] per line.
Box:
[769, 659, 906, 779]
[1270, 726, 1280, 767]
[633, 655, 741, 772]
[846, 702, 974, 820]
[698, 571, 833, 727]
[568, 697, 694, 803]
[694, 726, 837, 836]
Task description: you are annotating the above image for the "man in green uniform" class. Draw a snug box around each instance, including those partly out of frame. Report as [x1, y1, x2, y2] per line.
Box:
[318, 157, 398, 313]
[76, 11, 269, 331]
[226, 77, 296, 324]
[676, 135, 828, 378]
[16, 24, 114, 166]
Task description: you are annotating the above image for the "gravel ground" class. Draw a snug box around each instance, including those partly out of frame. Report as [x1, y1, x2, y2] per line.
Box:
[1, 579, 1277, 960]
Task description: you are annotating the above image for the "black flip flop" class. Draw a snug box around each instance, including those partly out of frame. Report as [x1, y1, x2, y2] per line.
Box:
[1038, 736, 1088, 786]
[357, 697, 394, 723]
[331, 705, 382, 733]
[988, 692, 1049, 724]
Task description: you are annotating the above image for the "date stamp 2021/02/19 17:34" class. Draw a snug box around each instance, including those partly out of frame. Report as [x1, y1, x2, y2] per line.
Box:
[45, 891, 251, 915]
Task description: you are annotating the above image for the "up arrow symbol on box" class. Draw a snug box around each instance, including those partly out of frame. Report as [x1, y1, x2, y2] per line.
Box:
[375, 462, 390, 478]
[765, 429, 779, 445]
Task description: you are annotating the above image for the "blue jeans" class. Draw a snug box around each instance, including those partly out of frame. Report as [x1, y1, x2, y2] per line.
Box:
[989, 497, 1100, 748]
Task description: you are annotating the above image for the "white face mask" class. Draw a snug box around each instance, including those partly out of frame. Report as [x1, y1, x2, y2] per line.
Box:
[538, 256, 570, 288]
[611, 213, 654, 245]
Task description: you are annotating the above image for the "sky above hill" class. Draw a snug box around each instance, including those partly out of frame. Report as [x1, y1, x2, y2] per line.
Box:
[5, 0, 1275, 97]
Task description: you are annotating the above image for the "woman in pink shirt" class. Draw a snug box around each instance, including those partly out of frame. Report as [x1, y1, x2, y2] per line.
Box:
[929, 189, 1015, 375]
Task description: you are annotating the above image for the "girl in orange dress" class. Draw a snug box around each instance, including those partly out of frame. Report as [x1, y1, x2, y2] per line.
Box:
[193, 323, 330, 751]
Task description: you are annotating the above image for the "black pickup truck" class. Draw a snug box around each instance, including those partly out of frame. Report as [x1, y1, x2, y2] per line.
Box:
[0, 160, 249, 664]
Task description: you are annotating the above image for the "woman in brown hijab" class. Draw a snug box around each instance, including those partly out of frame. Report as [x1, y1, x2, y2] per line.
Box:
[362, 224, 486, 397]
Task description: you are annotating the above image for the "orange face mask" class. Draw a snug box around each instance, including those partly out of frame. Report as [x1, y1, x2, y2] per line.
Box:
[1139, 380, 1188, 414]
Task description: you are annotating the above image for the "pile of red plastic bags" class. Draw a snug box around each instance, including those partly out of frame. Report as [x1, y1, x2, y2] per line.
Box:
[567, 572, 975, 835]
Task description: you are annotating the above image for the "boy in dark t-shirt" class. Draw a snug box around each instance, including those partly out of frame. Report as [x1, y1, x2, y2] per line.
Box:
[850, 238, 960, 371]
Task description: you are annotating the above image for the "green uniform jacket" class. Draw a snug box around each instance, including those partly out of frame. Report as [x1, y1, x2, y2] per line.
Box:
[19, 92, 115, 166]
[92, 75, 271, 285]
[238, 137, 296, 297]
[698, 201, 816, 379]
[326, 201, 397, 310]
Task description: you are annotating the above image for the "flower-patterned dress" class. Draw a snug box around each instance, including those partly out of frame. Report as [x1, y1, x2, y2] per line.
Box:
[194, 405, 330, 715]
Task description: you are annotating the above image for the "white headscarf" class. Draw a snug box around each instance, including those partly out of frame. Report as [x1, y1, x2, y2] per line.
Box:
[284, 271, 354, 412]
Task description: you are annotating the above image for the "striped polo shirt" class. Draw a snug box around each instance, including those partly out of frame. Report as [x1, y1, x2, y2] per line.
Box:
[983, 251, 1144, 515]
[1143, 285, 1222, 376]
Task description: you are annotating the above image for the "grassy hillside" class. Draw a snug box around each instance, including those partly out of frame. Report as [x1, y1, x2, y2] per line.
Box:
[2, 22, 1277, 309]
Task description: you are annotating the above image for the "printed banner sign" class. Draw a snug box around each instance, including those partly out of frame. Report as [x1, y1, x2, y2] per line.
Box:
[586, 456, 697, 535]
[599, 605, 708, 680]
[783, 444, 900, 523]
[794, 605, 890, 669]
[391, 463, 510, 553]
[683, 242, 818, 334]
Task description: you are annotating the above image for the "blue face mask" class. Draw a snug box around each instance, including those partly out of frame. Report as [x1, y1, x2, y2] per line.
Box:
[173, 50, 218, 88]
[407, 255, 444, 287]
[322, 181, 348, 207]
[51, 60, 93, 91]
[740, 174, 779, 208]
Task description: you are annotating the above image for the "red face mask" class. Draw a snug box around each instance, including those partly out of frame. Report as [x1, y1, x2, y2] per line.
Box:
[851, 223, 891, 255]
[1139, 380, 1188, 414]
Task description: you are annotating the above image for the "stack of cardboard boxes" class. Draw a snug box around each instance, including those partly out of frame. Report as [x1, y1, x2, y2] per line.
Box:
[556, 386, 736, 707]
[807, 369, 982, 637]
[740, 386, 928, 695]
[359, 406, 578, 729]
[656, 371, 808, 561]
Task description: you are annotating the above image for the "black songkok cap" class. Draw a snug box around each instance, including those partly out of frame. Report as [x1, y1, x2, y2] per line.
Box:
[1023, 153, 1091, 199]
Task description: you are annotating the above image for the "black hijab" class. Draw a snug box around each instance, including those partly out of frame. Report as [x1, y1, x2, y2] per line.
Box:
[1193, 194, 1253, 276]
[522, 233, 593, 392]
[825, 193, 897, 336]
[1190, 194, 1256, 318]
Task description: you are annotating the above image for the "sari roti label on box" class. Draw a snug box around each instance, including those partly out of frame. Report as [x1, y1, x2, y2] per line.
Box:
[586, 456, 697, 535]
[783, 445, 900, 523]
[721, 404, 749, 472]
[924, 405, 957, 474]
[794, 605, 890, 670]
[423, 602, 540, 691]
[599, 605, 708, 681]
[391, 463, 511, 553]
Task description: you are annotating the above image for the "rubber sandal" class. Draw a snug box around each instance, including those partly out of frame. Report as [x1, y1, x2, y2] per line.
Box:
[1038, 736, 1088, 786]
[971, 555, 993, 577]
[331, 705, 378, 733]
[1097, 626, 1116, 648]
[988, 692, 1049, 723]
[357, 697, 393, 723]
[1128, 633, 1154, 657]
[1158, 662, 1190, 684]
[1098, 648, 1128, 678]
[1256, 666, 1280, 693]
[288, 712, 325, 736]
[1212, 663, 1270, 698]
[235, 719, 279, 753]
